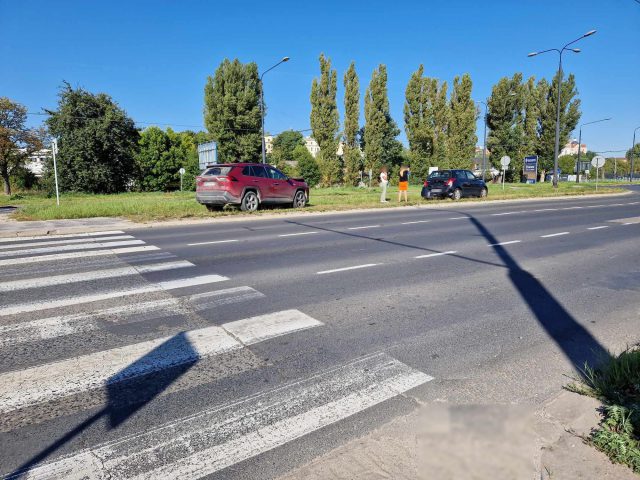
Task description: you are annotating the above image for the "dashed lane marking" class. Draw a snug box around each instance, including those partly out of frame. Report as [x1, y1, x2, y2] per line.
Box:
[187, 239, 239, 246]
[540, 232, 570, 238]
[487, 240, 521, 247]
[414, 251, 457, 259]
[278, 232, 319, 237]
[317, 264, 379, 274]
[587, 226, 609, 230]
[347, 225, 381, 230]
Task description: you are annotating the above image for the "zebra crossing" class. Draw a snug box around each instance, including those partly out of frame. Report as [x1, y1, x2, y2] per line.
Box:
[0, 230, 433, 479]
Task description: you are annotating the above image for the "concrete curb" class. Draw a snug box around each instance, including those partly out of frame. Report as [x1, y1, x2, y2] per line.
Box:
[0, 189, 632, 238]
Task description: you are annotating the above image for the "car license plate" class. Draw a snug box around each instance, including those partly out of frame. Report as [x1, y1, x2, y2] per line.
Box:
[432, 188, 442, 193]
[204, 181, 216, 187]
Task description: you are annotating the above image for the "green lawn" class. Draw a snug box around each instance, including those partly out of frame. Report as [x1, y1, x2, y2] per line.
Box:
[0, 181, 622, 222]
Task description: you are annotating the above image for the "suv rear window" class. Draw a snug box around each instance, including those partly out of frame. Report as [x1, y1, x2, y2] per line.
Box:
[203, 166, 233, 176]
[428, 171, 451, 179]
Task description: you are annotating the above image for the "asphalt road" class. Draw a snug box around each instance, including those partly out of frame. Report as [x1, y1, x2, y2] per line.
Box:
[1, 187, 639, 479]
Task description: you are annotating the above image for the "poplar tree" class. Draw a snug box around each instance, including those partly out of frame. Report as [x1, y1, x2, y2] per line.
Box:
[486, 74, 525, 176]
[431, 79, 449, 170]
[342, 62, 361, 186]
[521, 76, 540, 161]
[310, 53, 340, 185]
[536, 72, 581, 174]
[364, 64, 401, 175]
[204, 58, 262, 163]
[447, 74, 477, 169]
[404, 65, 433, 180]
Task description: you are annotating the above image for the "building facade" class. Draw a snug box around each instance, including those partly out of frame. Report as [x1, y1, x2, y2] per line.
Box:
[560, 139, 587, 156]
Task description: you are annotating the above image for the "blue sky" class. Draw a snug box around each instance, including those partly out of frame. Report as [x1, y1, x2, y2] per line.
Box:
[2, 0, 639, 154]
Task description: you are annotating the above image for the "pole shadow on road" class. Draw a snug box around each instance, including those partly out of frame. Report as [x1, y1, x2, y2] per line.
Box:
[8, 332, 198, 479]
[286, 213, 610, 370]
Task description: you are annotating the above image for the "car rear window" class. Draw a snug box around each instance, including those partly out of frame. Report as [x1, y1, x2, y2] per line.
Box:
[202, 166, 233, 176]
[428, 171, 451, 179]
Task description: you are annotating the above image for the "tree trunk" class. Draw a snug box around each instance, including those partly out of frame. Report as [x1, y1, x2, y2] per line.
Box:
[1, 171, 10, 196]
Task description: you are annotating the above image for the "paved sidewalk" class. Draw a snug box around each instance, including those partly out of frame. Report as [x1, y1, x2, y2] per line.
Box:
[278, 391, 636, 480]
[0, 213, 136, 238]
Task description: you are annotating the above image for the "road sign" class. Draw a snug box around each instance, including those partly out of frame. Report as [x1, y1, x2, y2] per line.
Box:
[500, 156, 511, 168]
[523, 156, 537, 172]
[591, 156, 606, 168]
[179, 167, 186, 175]
[197, 141, 218, 170]
[179, 167, 186, 191]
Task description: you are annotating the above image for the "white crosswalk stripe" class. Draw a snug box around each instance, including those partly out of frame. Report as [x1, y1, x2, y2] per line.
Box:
[0, 245, 159, 267]
[0, 260, 194, 293]
[0, 230, 125, 243]
[0, 239, 145, 257]
[0, 287, 266, 347]
[0, 273, 229, 316]
[13, 354, 431, 480]
[0, 235, 134, 251]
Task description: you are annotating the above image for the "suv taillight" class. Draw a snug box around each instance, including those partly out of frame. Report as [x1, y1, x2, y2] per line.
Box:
[423, 180, 429, 187]
[446, 178, 455, 187]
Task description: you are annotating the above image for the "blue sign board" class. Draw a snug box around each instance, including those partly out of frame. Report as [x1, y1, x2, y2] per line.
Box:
[524, 155, 538, 173]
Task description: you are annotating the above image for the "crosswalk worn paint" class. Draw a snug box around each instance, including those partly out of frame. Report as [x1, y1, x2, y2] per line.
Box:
[0, 231, 433, 479]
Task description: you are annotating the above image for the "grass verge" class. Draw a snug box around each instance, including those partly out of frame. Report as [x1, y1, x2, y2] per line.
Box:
[0, 182, 622, 223]
[566, 346, 640, 473]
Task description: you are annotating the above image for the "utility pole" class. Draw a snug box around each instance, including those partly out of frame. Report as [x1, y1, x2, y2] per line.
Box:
[259, 57, 290, 164]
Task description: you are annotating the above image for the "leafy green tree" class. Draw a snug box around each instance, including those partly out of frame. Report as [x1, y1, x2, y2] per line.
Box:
[521, 76, 540, 161]
[626, 143, 640, 178]
[404, 65, 433, 180]
[0, 97, 44, 195]
[204, 58, 261, 163]
[536, 72, 581, 174]
[558, 154, 577, 174]
[343, 62, 361, 186]
[487, 74, 525, 179]
[364, 64, 402, 176]
[45, 83, 138, 194]
[310, 54, 340, 185]
[447, 73, 477, 169]
[294, 144, 320, 186]
[272, 130, 304, 157]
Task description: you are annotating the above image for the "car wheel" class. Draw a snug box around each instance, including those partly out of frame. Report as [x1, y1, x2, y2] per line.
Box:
[240, 191, 259, 212]
[292, 190, 306, 208]
[206, 204, 223, 212]
[452, 188, 462, 201]
[479, 187, 488, 198]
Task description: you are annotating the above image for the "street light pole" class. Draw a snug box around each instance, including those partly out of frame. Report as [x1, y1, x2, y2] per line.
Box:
[475, 100, 488, 179]
[259, 57, 290, 164]
[631, 126, 640, 182]
[575, 117, 611, 183]
[528, 29, 596, 188]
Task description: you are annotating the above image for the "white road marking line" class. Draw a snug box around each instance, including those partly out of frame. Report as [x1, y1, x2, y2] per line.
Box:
[0, 273, 228, 317]
[317, 264, 379, 274]
[187, 239, 239, 246]
[0, 239, 144, 258]
[532, 208, 557, 212]
[487, 240, 521, 247]
[586, 204, 605, 208]
[448, 216, 468, 220]
[0, 245, 159, 267]
[587, 226, 609, 230]
[540, 232, 570, 238]
[609, 203, 624, 206]
[0, 260, 194, 293]
[0, 235, 134, 251]
[347, 225, 381, 230]
[414, 251, 457, 259]
[627, 201, 639, 205]
[223, 309, 323, 345]
[562, 206, 583, 210]
[0, 230, 125, 243]
[401, 220, 430, 225]
[623, 222, 635, 225]
[278, 232, 319, 237]
[491, 212, 518, 216]
[22, 354, 432, 480]
[0, 287, 265, 347]
[0, 310, 323, 415]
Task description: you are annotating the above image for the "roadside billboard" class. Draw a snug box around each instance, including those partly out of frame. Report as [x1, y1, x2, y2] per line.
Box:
[198, 141, 218, 170]
[523, 155, 538, 184]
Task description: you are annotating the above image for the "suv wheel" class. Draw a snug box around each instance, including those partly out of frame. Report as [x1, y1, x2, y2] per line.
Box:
[241, 191, 259, 212]
[292, 190, 306, 208]
[452, 188, 462, 201]
[479, 187, 488, 198]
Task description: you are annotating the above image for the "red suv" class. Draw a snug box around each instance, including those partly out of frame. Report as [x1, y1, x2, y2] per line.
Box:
[196, 163, 309, 212]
